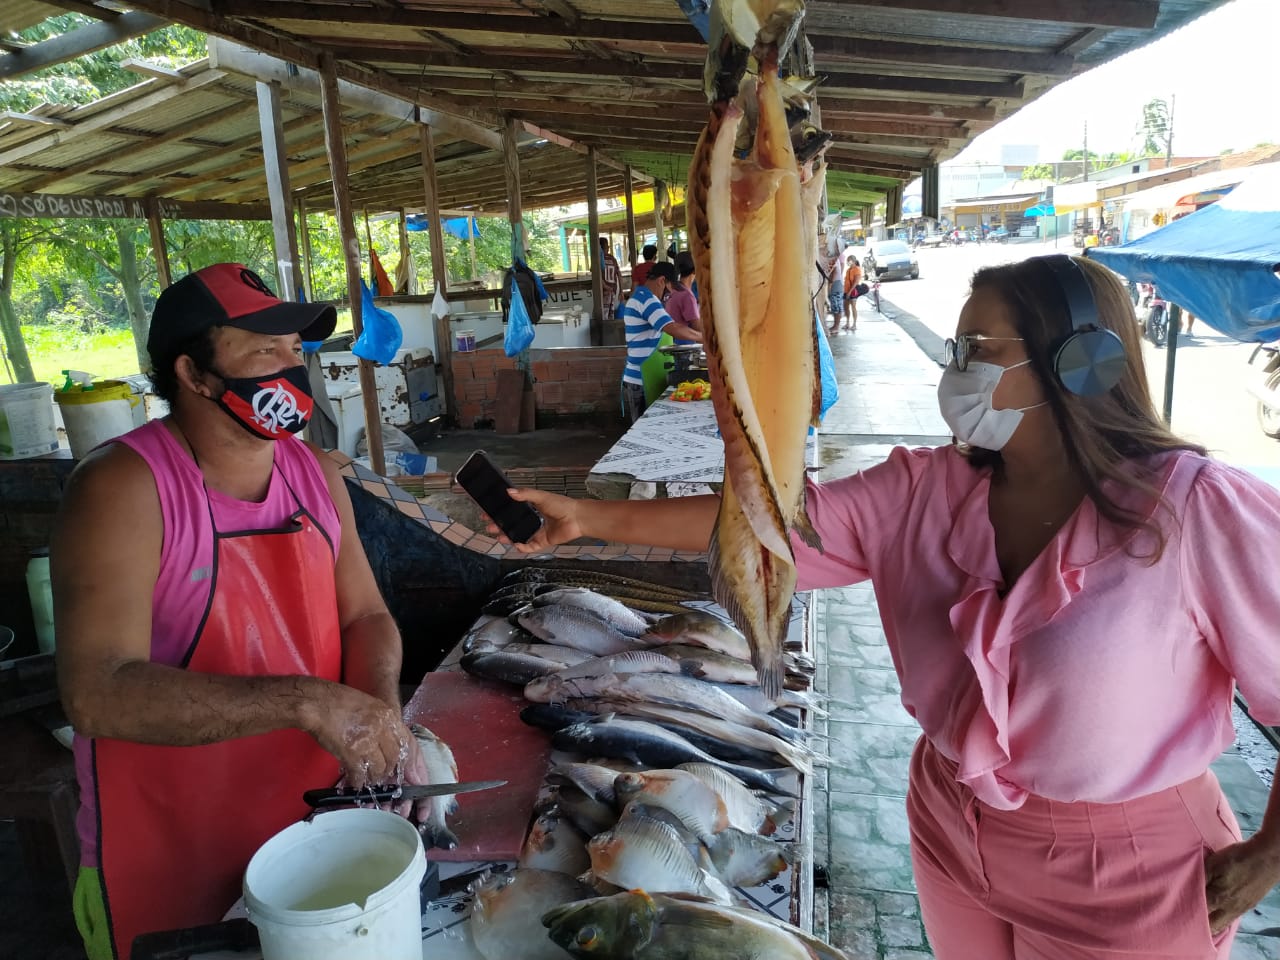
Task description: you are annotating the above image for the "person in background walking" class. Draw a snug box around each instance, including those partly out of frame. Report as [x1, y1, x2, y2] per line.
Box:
[842, 256, 864, 332]
[598, 236, 622, 320]
[818, 238, 843, 330]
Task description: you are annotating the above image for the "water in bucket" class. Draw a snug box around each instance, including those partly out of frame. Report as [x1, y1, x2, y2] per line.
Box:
[243, 808, 425, 960]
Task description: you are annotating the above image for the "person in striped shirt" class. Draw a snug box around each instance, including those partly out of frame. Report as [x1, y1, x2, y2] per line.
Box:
[620, 261, 702, 423]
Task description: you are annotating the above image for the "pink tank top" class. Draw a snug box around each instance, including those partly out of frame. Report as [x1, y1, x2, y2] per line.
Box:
[75, 419, 342, 865]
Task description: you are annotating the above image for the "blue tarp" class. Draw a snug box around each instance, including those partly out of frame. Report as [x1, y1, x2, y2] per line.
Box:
[1088, 165, 1280, 342]
[405, 215, 479, 240]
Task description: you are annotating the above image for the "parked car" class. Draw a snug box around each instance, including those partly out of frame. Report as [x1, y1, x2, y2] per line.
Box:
[987, 226, 1009, 243]
[863, 240, 919, 280]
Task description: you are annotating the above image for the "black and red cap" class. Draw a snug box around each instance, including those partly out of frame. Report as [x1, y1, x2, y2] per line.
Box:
[146, 263, 337, 361]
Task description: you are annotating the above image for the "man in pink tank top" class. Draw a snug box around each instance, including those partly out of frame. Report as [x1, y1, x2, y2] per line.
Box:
[51, 264, 438, 960]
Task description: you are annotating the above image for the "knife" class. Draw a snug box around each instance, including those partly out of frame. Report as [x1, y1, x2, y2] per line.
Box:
[303, 779, 507, 809]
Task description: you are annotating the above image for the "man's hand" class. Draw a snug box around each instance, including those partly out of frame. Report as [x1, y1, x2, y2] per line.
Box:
[1204, 835, 1280, 934]
[487, 488, 582, 553]
[301, 682, 413, 790]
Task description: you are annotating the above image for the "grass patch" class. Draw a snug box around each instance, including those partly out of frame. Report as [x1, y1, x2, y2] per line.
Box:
[17, 326, 144, 387]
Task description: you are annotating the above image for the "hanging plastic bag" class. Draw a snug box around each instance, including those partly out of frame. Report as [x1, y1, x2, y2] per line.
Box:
[815, 310, 839, 422]
[352, 280, 403, 365]
[431, 285, 451, 319]
[504, 274, 536, 357]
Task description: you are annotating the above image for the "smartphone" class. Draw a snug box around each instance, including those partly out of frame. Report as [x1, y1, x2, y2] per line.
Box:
[455, 451, 544, 543]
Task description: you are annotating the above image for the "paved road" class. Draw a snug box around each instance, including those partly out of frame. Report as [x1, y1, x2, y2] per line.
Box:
[860, 239, 1280, 471]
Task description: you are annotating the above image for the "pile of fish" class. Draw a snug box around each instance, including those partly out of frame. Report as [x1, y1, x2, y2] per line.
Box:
[461, 568, 840, 958]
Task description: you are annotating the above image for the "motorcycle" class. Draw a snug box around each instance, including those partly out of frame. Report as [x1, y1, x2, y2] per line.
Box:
[1143, 287, 1169, 348]
[1247, 341, 1280, 438]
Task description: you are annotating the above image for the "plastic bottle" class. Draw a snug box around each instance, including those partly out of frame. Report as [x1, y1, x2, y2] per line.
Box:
[26, 548, 55, 655]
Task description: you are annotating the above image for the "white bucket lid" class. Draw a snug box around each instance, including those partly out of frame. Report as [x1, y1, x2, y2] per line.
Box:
[243, 808, 425, 927]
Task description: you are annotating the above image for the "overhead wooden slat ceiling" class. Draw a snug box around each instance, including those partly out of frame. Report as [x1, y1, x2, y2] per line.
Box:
[4, 0, 1232, 214]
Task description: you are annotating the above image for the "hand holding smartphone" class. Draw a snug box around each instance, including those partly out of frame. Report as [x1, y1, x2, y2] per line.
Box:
[454, 451, 544, 543]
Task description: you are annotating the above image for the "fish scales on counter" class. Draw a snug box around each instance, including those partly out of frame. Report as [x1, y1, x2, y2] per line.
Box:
[687, 0, 827, 701]
[411, 723, 460, 850]
[543, 889, 853, 960]
[551, 715, 793, 796]
[517, 605, 649, 657]
[470, 867, 593, 960]
[584, 814, 732, 904]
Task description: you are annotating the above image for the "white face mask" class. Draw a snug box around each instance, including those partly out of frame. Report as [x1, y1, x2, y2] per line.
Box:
[937, 359, 1044, 450]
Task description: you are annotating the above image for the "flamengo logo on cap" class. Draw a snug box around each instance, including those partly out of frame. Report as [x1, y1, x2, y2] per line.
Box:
[251, 382, 304, 434]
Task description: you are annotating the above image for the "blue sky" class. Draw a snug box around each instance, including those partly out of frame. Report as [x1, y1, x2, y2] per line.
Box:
[954, 0, 1280, 164]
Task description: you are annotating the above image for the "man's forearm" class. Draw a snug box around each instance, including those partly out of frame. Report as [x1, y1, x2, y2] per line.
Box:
[341, 611, 404, 710]
[63, 661, 329, 745]
[576, 494, 718, 552]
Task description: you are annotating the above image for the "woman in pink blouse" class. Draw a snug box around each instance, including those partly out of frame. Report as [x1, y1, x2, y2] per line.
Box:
[499, 255, 1280, 959]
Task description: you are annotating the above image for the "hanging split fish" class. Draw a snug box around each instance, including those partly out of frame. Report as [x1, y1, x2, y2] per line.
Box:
[584, 815, 732, 904]
[613, 769, 729, 843]
[470, 868, 591, 960]
[517, 605, 647, 656]
[551, 715, 792, 796]
[410, 723, 459, 850]
[688, 21, 825, 698]
[676, 762, 793, 836]
[543, 889, 853, 960]
[521, 808, 592, 877]
[642, 611, 753, 662]
[533, 588, 653, 636]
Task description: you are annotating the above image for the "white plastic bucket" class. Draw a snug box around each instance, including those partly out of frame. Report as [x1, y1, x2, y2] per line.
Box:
[54, 380, 139, 459]
[0, 383, 58, 460]
[243, 808, 425, 960]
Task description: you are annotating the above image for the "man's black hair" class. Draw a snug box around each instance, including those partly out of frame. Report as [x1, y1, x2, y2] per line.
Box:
[642, 244, 658, 261]
[148, 326, 219, 405]
[647, 261, 677, 284]
[598, 236, 610, 250]
[674, 251, 695, 278]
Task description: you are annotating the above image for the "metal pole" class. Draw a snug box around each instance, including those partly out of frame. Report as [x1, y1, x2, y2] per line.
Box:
[1163, 304, 1181, 424]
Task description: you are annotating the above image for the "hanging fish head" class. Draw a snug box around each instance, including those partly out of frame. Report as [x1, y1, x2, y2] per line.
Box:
[542, 890, 659, 957]
[705, 0, 806, 103]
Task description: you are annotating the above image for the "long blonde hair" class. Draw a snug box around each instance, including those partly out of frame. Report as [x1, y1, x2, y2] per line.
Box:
[965, 255, 1205, 559]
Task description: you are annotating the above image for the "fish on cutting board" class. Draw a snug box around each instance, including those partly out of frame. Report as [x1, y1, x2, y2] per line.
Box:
[411, 723, 460, 850]
[470, 867, 593, 960]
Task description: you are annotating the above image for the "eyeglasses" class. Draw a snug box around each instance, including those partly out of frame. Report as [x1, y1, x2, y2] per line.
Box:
[943, 334, 1026, 371]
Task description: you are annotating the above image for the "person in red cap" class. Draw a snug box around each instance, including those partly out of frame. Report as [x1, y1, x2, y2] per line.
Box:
[51, 264, 436, 960]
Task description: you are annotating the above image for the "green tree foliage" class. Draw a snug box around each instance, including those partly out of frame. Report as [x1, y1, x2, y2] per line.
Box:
[1021, 163, 1056, 181]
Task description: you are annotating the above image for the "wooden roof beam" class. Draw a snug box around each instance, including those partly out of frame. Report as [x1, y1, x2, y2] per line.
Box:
[820, 99, 997, 122]
[821, 71, 1022, 99]
[212, 1, 705, 43]
[824, 116, 969, 140]
[0, 11, 169, 80]
[809, 0, 1158, 30]
[314, 47, 702, 82]
[812, 36, 1075, 77]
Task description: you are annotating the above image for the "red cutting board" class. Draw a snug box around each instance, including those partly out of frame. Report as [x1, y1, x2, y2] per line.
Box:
[403, 671, 552, 862]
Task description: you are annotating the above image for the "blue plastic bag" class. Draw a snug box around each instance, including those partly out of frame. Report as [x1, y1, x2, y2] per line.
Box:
[352, 280, 403, 365]
[815, 309, 839, 421]
[504, 275, 536, 357]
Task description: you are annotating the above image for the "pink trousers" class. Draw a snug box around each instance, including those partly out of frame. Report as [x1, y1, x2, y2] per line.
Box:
[906, 737, 1242, 959]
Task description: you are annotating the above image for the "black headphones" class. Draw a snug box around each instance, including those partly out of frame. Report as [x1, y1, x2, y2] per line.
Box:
[1040, 255, 1127, 396]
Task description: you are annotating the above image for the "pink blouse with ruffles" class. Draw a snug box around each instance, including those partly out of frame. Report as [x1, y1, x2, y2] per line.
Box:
[793, 445, 1280, 811]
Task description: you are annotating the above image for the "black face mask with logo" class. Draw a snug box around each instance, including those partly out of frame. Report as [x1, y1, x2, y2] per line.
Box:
[211, 364, 315, 439]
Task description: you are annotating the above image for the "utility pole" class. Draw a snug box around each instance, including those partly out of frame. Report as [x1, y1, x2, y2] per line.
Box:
[1082, 121, 1089, 182]
[1165, 94, 1176, 167]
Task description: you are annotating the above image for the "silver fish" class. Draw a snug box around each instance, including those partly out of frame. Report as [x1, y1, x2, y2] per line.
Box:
[410, 723, 459, 850]
[462, 651, 564, 686]
[585, 814, 731, 904]
[657, 643, 760, 683]
[548, 762, 624, 806]
[705, 827, 796, 887]
[517, 605, 647, 656]
[676, 763, 793, 836]
[553, 650, 683, 681]
[551, 715, 791, 796]
[533, 588, 652, 636]
[463, 616, 537, 654]
[470, 868, 591, 960]
[612, 769, 729, 843]
[520, 808, 592, 877]
[504, 643, 597, 665]
[642, 611, 753, 661]
[553, 784, 618, 837]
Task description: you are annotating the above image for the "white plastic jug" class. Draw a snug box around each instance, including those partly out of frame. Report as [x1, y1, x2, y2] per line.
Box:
[243, 808, 425, 960]
[0, 383, 58, 459]
[54, 380, 139, 459]
[26, 550, 55, 655]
